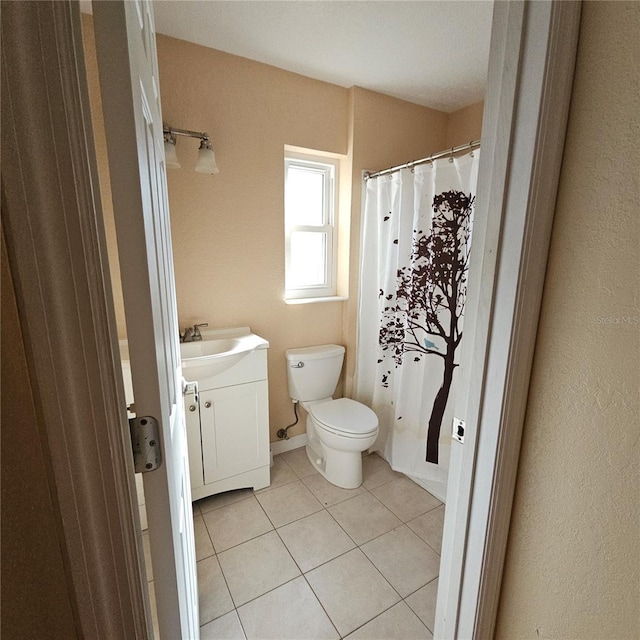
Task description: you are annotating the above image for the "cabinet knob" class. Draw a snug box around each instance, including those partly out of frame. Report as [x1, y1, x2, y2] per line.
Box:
[204, 401, 212, 408]
[189, 405, 196, 412]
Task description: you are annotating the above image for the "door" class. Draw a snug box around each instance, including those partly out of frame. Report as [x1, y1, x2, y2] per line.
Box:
[92, 1, 198, 638]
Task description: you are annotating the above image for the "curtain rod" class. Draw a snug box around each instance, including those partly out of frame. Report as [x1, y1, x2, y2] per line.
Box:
[364, 139, 481, 181]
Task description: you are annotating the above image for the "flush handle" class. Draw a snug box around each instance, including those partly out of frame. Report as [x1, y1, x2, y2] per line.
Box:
[290, 361, 305, 368]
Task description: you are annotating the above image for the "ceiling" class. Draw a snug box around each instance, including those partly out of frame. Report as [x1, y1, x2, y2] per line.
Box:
[151, 1, 493, 113]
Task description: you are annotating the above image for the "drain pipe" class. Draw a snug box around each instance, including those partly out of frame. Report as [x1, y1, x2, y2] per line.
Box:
[277, 400, 299, 440]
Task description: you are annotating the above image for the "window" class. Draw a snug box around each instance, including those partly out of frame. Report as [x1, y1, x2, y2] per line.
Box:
[285, 153, 338, 300]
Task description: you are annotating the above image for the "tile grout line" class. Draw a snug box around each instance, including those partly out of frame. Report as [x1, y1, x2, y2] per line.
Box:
[342, 598, 432, 640]
[199, 501, 385, 632]
[403, 574, 439, 635]
[197, 507, 251, 630]
[195, 451, 443, 635]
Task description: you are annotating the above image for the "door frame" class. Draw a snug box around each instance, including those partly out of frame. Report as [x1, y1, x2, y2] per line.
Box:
[1, 1, 150, 637]
[0, 1, 581, 639]
[438, 1, 581, 637]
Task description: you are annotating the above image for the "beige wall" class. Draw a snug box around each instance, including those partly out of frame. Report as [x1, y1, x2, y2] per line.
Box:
[82, 17, 483, 443]
[156, 36, 351, 440]
[446, 100, 484, 148]
[496, 2, 639, 638]
[153, 36, 482, 441]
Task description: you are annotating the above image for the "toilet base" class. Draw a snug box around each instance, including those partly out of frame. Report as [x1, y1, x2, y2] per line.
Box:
[306, 441, 364, 490]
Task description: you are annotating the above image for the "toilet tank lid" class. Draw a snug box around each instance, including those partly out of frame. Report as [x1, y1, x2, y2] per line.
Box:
[285, 344, 345, 361]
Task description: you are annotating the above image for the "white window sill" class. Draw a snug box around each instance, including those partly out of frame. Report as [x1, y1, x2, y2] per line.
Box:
[285, 295, 348, 305]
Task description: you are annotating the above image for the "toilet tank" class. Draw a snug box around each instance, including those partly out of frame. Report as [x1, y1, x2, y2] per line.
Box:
[285, 344, 345, 401]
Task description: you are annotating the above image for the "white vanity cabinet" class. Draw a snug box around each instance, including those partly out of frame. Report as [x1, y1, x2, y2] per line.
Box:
[186, 345, 271, 501]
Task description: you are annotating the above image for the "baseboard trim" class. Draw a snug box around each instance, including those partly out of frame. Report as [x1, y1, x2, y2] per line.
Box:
[270, 433, 308, 456]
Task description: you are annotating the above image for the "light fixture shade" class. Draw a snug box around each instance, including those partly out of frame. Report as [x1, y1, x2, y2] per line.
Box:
[195, 142, 219, 174]
[164, 138, 181, 169]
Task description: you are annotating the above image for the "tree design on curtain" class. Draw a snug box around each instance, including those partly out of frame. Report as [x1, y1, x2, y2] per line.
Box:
[379, 190, 474, 464]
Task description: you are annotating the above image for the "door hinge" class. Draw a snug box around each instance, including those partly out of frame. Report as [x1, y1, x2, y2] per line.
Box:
[129, 415, 162, 473]
[452, 417, 465, 444]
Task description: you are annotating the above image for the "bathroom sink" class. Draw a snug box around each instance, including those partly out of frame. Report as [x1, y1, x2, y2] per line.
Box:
[179, 338, 242, 360]
[180, 328, 268, 381]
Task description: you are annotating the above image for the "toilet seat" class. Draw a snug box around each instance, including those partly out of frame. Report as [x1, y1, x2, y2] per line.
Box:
[309, 398, 378, 438]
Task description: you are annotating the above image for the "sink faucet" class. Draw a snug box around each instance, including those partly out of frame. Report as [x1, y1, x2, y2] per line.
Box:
[192, 323, 208, 341]
[180, 323, 208, 343]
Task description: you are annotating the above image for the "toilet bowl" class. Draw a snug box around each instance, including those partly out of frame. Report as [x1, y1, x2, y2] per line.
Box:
[304, 397, 378, 488]
[285, 345, 379, 489]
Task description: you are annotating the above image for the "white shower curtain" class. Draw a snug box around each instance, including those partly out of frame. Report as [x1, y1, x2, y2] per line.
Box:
[355, 151, 480, 499]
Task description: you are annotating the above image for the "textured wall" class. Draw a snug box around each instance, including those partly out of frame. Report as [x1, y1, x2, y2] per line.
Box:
[495, 2, 640, 638]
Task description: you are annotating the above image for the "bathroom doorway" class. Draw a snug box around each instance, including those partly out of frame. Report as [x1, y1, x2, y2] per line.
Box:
[95, 0, 571, 636]
[0, 1, 580, 637]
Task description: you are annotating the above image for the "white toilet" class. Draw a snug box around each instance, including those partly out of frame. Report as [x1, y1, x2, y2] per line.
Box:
[285, 344, 379, 489]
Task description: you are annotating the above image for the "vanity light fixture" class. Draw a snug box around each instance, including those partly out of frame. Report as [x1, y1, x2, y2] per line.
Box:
[163, 130, 181, 168]
[195, 138, 219, 174]
[163, 123, 219, 175]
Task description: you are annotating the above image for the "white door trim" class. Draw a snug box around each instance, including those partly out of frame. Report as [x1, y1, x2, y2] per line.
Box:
[1, 2, 149, 638]
[92, 0, 199, 636]
[437, 1, 582, 638]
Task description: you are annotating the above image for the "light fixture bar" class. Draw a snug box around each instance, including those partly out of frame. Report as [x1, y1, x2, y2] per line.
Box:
[163, 125, 210, 142]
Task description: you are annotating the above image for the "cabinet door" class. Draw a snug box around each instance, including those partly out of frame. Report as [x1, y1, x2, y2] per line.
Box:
[200, 381, 269, 485]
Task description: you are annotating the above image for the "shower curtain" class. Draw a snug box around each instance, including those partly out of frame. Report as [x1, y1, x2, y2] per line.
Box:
[355, 151, 480, 497]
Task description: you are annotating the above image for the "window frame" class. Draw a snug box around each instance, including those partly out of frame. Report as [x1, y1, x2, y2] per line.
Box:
[284, 152, 339, 300]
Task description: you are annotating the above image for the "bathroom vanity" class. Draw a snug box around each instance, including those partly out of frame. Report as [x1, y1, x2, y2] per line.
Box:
[184, 329, 271, 500]
[120, 328, 271, 521]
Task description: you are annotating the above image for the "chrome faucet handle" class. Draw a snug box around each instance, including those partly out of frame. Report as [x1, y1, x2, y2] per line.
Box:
[192, 323, 208, 340]
[180, 327, 195, 343]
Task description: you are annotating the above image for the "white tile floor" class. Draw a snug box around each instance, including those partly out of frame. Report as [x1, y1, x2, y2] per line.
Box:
[146, 450, 444, 639]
